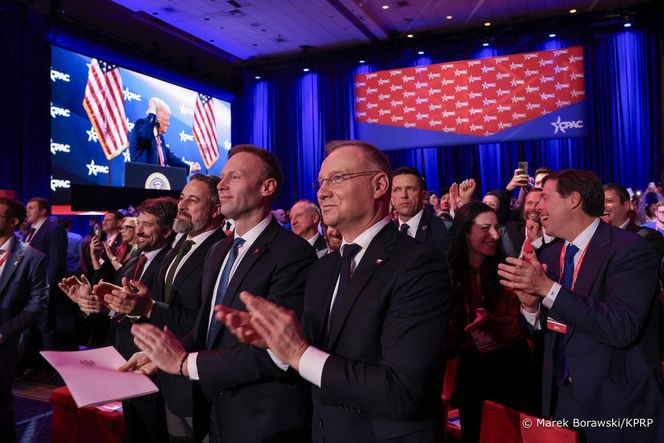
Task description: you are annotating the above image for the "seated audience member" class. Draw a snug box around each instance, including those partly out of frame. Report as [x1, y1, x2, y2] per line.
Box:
[324, 225, 342, 254]
[644, 201, 664, 235]
[58, 217, 83, 276]
[115, 217, 139, 264]
[0, 198, 48, 442]
[448, 202, 536, 443]
[636, 182, 663, 225]
[290, 199, 327, 256]
[79, 215, 101, 276]
[499, 169, 664, 442]
[272, 208, 290, 229]
[391, 166, 452, 258]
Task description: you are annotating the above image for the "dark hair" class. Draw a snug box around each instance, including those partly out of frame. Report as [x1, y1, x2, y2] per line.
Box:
[603, 183, 630, 204]
[190, 173, 221, 206]
[440, 187, 450, 196]
[27, 197, 50, 216]
[525, 188, 542, 198]
[543, 169, 604, 217]
[229, 145, 283, 202]
[392, 166, 425, 190]
[0, 197, 27, 225]
[107, 210, 124, 222]
[136, 197, 178, 230]
[58, 217, 72, 230]
[447, 202, 503, 349]
[535, 167, 553, 176]
[325, 140, 392, 187]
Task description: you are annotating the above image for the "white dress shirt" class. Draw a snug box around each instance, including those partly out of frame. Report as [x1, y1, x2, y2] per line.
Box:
[398, 209, 424, 239]
[0, 236, 14, 277]
[188, 214, 272, 380]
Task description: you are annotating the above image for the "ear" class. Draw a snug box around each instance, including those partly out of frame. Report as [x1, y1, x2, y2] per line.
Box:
[568, 191, 582, 210]
[372, 172, 390, 199]
[211, 203, 223, 219]
[261, 178, 277, 198]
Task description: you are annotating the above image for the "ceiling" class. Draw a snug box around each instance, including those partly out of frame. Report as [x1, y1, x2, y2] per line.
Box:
[109, 0, 648, 61]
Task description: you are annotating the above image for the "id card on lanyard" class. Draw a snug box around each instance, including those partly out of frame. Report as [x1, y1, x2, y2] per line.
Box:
[546, 242, 589, 334]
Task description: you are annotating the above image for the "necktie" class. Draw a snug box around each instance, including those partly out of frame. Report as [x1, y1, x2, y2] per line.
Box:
[163, 240, 195, 304]
[400, 223, 410, 235]
[155, 135, 165, 166]
[25, 228, 36, 243]
[554, 243, 579, 385]
[206, 238, 246, 349]
[326, 243, 362, 344]
[132, 253, 148, 281]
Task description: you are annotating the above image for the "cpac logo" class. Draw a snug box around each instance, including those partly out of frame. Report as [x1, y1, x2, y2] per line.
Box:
[455, 117, 469, 125]
[378, 78, 390, 85]
[483, 115, 497, 122]
[455, 101, 469, 108]
[540, 76, 554, 83]
[427, 72, 441, 80]
[402, 75, 415, 82]
[123, 150, 131, 162]
[356, 112, 366, 118]
[440, 64, 453, 70]
[416, 113, 430, 120]
[454, 69, 467, 77]
[496, 89, 510, 96]
[366, 73, 378, 79]
[470, 124, 484, 131]
[123, 87, 142, 102]
[442, 126, 456, 132]
[87, 126, 99, 143]
[511, 96, 525, 103]
[391, 100, 404, 107]
[569, 55, 583, 63]
[483, 98, 497, 106]
[571, 90, 584, 97]
[481, 65, 496, 74]
[540, 93, 555, 100]
[510, 79, 525, 87]
[87, 160, 109, 176]
[388, 70, 402, 77]
[495, 57, 509, 63]
[367, 118, 379, 123]
[512, 112, 526, 119]
[378, 94, 390, 100]
[570, 72, 584, 80]
[366, 88, 378, 94]
[50, 177, 71, 192]
[390, 84, 403, 92]
[482, 82, 496, 90]
[355, 97, 366, 103]
[403, 107, 416, 113]
[454, 85, 468, 93]
[428, 104, 442, 111]
[551, 116, 583, 134]
[469, 92, 483, 99]
[441, 78, 455, 86]
[525, 86, 540, 93]
[442, 94, 455, 102]
[180, 105, 193, 116]
[415, 97, 429, 104]
[553, 49, 569, 57]
[468, 60, 481, 66]
[497, 105, 511, 112]
[50, 104, 70, 118]
[496, 72, 510, 80]
[402, 91, 415, 98]
[509, 62, 524, 70]
[469, 108, 482, 116]
[468, 76, 481, 83]
[50, 139, 71, 155]
[367, 103, 378, 109]
[50, 69, 71, 82]
[556, 99, 572, 107]
[223, 139, 232, 151]
[498, 121, 513, 130]
[428, 88, 441, 95]
[415, 82, 428, 89]
[525, 69, 539, 77]
[553, 65, 569, 74]
[442, 110, 456, 118]
[526, 102, 541, 110]
[554, 82, 570, 91]
[429, 120, 442, 126]
[404, 122, 416, 128]
[391, 115, 404, 122]
[378, 109, 391, 116]
[179, 130, 195, 142]
[355, 81, 366, 87]
[523, 54, 539, 60]
[415, 67, 428, 73]
[539, 59, 554, 67]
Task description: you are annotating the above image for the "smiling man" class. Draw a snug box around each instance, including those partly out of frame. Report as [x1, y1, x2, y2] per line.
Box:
[391, 166, 452, 258]
[498, 169, 664, 442]
[290, 199, 327, 255]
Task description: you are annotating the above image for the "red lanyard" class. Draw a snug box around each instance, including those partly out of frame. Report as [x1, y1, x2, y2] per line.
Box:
[0, 251, 10, 268]
[558, 242, 589, 291]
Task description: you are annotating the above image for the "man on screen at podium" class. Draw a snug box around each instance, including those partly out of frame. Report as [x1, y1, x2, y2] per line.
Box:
[129, 97, 201, 174]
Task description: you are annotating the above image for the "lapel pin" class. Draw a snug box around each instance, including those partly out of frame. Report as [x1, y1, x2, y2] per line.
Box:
[254, 248, 260, 254]
[375, 259, 383, 265]
[421, 225, 428, 231]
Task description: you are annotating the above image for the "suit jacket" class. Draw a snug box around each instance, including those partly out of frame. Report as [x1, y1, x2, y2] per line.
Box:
[0, 238, 48, 372]
[533, 221, 664, 442]
[626, 221, 664, 263]
[28, 219, 67, 289]
[149, 228, 226, 417]
[128, 113, 190, 172]
[312, 234, 328, 253]
[192, 218, 316, 442]
[413, 209, 453, 258]
[303, 223, 452, 442]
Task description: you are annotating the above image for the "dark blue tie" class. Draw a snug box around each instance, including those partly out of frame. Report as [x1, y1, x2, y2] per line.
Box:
[554, 243, 579, 385]
[206, 237, 245, 349]
[325, 243, 362, 345]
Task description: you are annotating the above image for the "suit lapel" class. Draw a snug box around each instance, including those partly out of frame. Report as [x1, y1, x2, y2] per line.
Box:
[313, 253, 341, 345]
[326, 224, 396, 349]
[415, 211, 430, 243]
[195, 237, 232, 344]
[0, 238, 25, 295]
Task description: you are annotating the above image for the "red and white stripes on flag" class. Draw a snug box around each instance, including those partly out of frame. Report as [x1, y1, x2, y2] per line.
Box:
[82, 59, 129, 160]
[193, 93, 219, 169]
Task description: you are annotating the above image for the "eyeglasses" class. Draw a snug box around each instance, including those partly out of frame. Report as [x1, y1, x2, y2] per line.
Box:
[120, 226, 135, 232]
[313, 171, 381, 192]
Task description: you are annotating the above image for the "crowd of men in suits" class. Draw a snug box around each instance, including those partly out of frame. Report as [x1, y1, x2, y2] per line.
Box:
[1, 141, 663, 443]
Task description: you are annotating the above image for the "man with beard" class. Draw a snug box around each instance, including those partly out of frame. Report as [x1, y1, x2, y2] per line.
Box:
[109, 174, 226, 442]
[499, 189, 555, 259]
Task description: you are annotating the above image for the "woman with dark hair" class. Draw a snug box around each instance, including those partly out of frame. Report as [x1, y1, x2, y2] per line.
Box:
[447, 202, 535, 443]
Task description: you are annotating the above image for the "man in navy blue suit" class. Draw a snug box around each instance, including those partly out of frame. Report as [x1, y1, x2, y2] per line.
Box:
[129, 97, 201, 173]
[0, 198, 48, 441]
[499, 169, 664, 442]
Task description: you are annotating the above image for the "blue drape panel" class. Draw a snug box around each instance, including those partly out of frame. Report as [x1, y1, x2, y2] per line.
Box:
[234, 14, 663, 205]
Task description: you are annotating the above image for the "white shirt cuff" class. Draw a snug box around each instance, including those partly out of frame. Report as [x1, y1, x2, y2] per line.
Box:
[298, 346, 330, 388]
[187, 352, 199, 380]
[267, 349, 289, 372]
[541, 282, 561, 309]
[520, 305, 542, 330]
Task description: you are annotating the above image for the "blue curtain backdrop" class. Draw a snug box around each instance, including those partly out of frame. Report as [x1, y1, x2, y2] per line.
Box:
[233, 14, 663, 209]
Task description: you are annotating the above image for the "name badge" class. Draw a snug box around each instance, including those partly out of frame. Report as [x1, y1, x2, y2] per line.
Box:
[546, 317, 567, 334]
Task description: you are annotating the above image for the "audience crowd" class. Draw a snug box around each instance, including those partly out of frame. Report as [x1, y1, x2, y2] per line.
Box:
[1, 141, 663, 443]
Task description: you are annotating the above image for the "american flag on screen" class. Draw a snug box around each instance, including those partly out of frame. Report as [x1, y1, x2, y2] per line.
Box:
[82, 59, 129, 160]
[354, 46, 585, 137]
[193, 93, 219, 169]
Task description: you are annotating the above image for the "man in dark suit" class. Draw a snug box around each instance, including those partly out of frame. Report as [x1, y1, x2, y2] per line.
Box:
[218, 140, 453, 442]
[391, 166, 452, 258]
[290, 199, 327, 256]
[128, 97, 200, 173]
[129, 145, 316, 442]
[25, 197, 69, 351]
[499, 189, 556, 259]
[110, 174, 226, 442]
[498, 169, 664, 442]
[0, 198, 48, 442]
